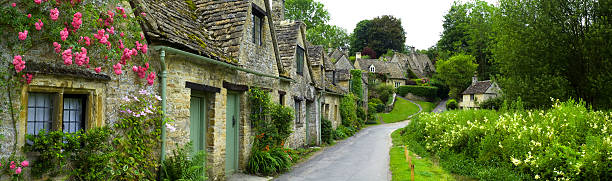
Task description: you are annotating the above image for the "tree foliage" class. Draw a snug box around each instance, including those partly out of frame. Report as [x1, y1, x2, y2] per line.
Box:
[436, 0, 497, 80]
[435, 54, 478, 98]
[492, 0, 612, 109]
[284, 0, 349, 49]
[349, 15, 406, 58]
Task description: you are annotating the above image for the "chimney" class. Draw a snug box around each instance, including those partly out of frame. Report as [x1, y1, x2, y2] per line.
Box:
[271, 0, 285, 22]
[356, 52, 362, 59]
[472, 72, 478, 85]
[410, 46, 416, 54]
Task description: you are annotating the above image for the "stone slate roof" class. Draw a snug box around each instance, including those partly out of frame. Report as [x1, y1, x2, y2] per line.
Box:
[307, 45, 323, 67]
[356, 59, 406, 79]
[328, 49, 345, 61]
[276, 21, 305, 77]
[131, 0, 249, 63]
[325, 78, 347, 95]
[462, 80, 493, 95]
[323, 54, 335, 71]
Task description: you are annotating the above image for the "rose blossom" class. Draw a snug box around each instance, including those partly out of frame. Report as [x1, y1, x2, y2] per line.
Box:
[50, 8, 59, 21]
[18, 30, 28, 41]
[35, 19, 44, 30]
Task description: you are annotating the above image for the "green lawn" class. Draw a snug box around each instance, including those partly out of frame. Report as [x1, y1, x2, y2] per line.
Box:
[390, 129, 455, 181]
[415, 101, 435, 113]
[380, 98, 420, 123]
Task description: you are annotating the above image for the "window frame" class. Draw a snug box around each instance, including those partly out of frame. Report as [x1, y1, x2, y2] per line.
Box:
[252, 5, 266, 46]
[296, 45, 305, 75]
[26, 92, 89, 135]
[294, 99, 302, 126]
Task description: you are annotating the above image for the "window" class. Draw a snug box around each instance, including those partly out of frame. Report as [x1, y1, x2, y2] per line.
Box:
[395, 82, 400, 88]
[332, 71, 336, 85]
[279, 93, 285, 106]
[470, 94, 475, 101]
[294, 100, 302, 126]
[252, 12, 264, 46]
[27, 93, 87, 135]
[296, 46, 305, 75]
[369, 65, 375, 73]
[334, 105, 338, 121]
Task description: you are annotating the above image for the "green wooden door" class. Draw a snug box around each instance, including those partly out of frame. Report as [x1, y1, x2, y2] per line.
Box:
[190, 96, 206, 152]
[225, 93, 240, 174]
[190, 95, 207, 178]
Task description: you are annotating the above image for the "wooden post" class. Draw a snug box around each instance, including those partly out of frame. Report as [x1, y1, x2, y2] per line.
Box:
[404, 146, 415, 181]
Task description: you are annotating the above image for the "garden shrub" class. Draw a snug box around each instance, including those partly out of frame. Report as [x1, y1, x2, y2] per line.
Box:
[430, 79, 450, 99]
[479, 96, 504, 110]
[397, 85, 439, 101]
[446, 99, 458, 110]
[340, 93, 360, 129]
[247, 89, 296, 175]
[402, 99, 612, 180]
[375, 84, 395, 104]
[350, 69, 363, 100]
[367, 102, 378, 123]
[333, 125, 356, 140]
[161, 143, 207, 181]
[321, 117, 333, 144]
[369, 98, 385, 113]
[356, 106, 366, 123]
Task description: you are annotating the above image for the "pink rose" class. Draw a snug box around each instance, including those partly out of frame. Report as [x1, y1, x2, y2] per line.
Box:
[62, 49, 73, 65]
[50, 8, 59, 21]
[35, 19, 44, 30]
[141, 44, 148, 54]
[18, 30, 28, 41]
[141, 12, 146, 17]
[60, 28, 69, 41]
[13, 55, 26, 73]
[140, 33, 145, 40]
[106, 26, 115, 34]
[72, 12, 82, 30]
[120, 32, 124, 37]
[15, 167, 22, 174]
[113, 63, 122, 75]
[94, 67, 101, 73]
[132, 66, 138, 72]
[27, 14, 32, 18]
[11, 3, 16, 7]
[23, 74, 33, 84]
[147, 72, 156, 86]
[53, 42, 61, 53]
[20, 160, 29, 167]
[34, 0, 42, 4]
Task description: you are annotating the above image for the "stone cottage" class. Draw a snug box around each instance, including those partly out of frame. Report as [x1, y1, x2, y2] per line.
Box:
[132, 0, 292, 179]
[459, 75, 502, 109]
[390, 47, 436, 79]
[354, 57, 406, 88]
[275, 20, 319, 148]
[308, 45, 345, 130]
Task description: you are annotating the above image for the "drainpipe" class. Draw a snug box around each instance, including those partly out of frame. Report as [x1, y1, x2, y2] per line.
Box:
[160, 49, 167, 161]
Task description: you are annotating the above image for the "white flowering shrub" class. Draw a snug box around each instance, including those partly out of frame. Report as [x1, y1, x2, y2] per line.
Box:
[402, 99, 611, 180]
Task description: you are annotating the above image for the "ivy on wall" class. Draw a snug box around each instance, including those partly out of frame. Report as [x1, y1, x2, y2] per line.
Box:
[350, 69, 363, 100]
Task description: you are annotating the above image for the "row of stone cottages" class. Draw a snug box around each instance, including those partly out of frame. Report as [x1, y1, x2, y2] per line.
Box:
[0, 0, 369, 180]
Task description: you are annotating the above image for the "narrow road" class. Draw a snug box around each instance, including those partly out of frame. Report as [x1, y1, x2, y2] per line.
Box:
[274, 121, 410, 181]
[433, 98, 448, 113]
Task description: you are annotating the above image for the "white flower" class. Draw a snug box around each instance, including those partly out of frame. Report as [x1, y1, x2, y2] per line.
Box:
[535, 175, 540, 179]
[166, 124, 177, 132]
[155, 95, 162, 101]
[511, 157, 522, 166]
[139, 89, 148, 95]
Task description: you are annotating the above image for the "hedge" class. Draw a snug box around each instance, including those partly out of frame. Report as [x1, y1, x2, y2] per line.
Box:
[397, 85, 439, 100]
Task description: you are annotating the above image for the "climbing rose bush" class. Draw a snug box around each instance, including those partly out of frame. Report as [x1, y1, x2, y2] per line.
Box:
[1, 0, 155, 86]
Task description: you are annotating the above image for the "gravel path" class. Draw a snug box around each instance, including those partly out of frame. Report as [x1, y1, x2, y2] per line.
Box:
[433, 98, 449, 113]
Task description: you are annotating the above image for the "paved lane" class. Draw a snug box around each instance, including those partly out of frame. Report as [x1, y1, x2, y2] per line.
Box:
[274, 121, 410, 181]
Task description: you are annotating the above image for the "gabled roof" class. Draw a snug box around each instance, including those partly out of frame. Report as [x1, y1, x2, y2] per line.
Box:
[131, 0, 249, 63]
[276, 21, 304, 76]
[462, 80, 493, 95]
[328, 49, 345, 61]
[356, 59, 406, 79]
[325, 77, 347, 95]
[307, 45, 323, 67]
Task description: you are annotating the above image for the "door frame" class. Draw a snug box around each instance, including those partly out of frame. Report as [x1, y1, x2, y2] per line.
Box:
[225, 92, 241, 174]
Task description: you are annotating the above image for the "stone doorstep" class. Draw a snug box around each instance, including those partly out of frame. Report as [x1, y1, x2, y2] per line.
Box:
[227, 173, 273, 181]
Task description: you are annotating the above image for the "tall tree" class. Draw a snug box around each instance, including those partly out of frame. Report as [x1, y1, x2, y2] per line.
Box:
[437, 0, 497, 80]
[284, 0, 349, 49]
[349, 15, 406, 58]
[493, 0, 612, 109]
[435, 54, 478, 98]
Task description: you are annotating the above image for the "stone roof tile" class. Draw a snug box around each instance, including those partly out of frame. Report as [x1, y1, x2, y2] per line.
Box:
[462, 80, 493, 95]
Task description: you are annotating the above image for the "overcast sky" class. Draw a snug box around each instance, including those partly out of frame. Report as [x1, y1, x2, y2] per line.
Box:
[317, 0, 498, 50]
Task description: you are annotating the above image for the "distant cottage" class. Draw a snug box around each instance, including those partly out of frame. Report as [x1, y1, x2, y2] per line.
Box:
[459, 75, 502, 109]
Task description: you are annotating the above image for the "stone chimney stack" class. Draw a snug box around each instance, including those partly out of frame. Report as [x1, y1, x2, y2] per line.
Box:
[271, 0, 285, 22]
[472, 72, 478, 85]
[356, 52, 362, 59]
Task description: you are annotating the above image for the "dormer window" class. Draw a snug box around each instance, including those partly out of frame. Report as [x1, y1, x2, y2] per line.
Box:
[369, 65, 375, 73]
[252, 5, 266, 46]
[296, 46, 304, 75]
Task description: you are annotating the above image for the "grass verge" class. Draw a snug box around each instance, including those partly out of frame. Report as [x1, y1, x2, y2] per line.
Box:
[380, 98, 419, 123]
[415, 101, 434, 113]
[390, 129, 454, 181]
